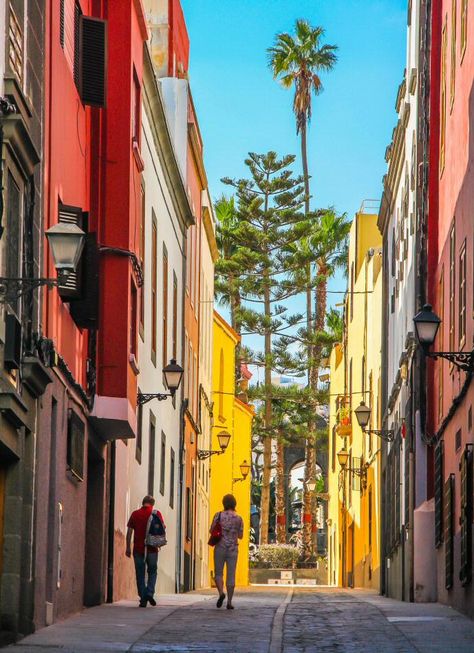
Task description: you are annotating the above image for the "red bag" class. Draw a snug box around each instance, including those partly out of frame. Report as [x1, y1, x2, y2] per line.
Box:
[208, 512, 222, 546]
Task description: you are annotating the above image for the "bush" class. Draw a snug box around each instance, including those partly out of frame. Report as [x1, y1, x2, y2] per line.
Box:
[254, 544, 300, 569]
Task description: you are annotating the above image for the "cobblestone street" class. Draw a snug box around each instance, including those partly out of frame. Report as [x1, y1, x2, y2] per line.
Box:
[7, 588, 474, 653]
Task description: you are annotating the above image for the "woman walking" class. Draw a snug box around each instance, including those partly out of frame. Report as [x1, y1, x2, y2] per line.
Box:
[209, 494, 244, 610]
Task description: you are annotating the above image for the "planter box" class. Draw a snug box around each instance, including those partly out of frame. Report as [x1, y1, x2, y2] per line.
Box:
[250, 566, 328, 586]
[337, 424, 352, 437]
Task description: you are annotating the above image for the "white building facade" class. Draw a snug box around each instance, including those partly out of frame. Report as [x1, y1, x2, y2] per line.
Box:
[378, 0, 435, 603]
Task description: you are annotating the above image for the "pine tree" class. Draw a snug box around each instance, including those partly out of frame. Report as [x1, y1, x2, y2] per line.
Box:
[220, 152, 309, 544]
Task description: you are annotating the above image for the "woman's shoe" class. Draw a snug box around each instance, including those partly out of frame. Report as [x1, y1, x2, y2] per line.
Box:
[226, 603, 234, 610]
[216, 593, 226, 608]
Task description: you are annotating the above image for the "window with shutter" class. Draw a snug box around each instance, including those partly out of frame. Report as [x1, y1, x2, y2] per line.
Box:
[67, 410, 85, 480]
[444, 473, 455, 589]
[459, 444, 473, 586]
[352, 457, 361, 492]
[57, 204, 84, 300]
[79, 16, 107, 107]
[60, 0, 65, 48]
[434, 441, 444, 548]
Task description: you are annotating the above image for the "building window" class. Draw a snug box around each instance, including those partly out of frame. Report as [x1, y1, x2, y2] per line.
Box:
[67, 410, 85, 481]
[148, 415, 156, 496]
[368, 372, 373, 455]
[460, 445, 473, 586]
[131, 69, 141, 146]
[368, 487, 372, 549]
[459, 239, 466, 346]
[139, 183, 145, 336]
[160, 431, 166, 496]
[349, 358, 353, 412]
[130, 282, 138, 361]
[136, 396, 143, 464]
[449, 225, 456, 351]
[8, 2, 24, 86]
[350, 262, 354, 320]
[186, 486, 193, 541]
[434, 440, 444, 548]
[172, 272, 178, 360]
[461, 0, 468, 59]
[218, 348, 224, 418]
[438, 269, 444, 420]
[455, 428, 462, 451]
[162, 245, 169, 368]
[444, 473, 455, 589]
[151, 216, 157, 362]
[450, 0, 457, 109]
[331, 425, 336, 472]
[5, 171, 23, 316]
[440, 18, 448, 173]
[170, 448, 175, 508]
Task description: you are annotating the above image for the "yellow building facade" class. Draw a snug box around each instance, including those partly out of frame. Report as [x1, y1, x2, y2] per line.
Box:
[209, 311, 253, 587]
[328, 204, 383, 590]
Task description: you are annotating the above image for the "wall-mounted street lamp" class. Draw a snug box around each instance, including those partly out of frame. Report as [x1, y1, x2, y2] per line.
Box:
[413, 304, 474, 372]
[0, 223, 86, 303]
[198, 429, 231, 460]
[137, 359, 184, 405]
[337, 447, 367, 487]
[233, 460, 251, 483]
[354, 401, 394, 442]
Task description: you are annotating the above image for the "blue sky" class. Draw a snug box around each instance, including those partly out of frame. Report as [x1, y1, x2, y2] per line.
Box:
[181, 0, 407, 374]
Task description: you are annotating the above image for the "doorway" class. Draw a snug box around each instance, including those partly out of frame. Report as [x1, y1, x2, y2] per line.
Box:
[83, 441, 106, 606]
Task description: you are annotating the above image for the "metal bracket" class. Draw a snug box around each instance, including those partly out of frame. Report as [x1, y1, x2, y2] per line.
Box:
[137, 392, 172, 406]
[99, 246, 144, 288]
[363, 428, 394, 443]
[428, 350, 474, 373]
[197, 449, 225, 461]
[0, 276, 59, 303]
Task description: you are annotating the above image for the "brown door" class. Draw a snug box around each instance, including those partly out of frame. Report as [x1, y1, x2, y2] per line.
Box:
[347, 522, 355, 588]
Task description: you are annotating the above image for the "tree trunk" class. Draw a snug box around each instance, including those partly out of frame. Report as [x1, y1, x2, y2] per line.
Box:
[275, 436, 286, 544]
[259, 180, 272, 545]
[301, 118, 314, 558]
[260, 280, 272, 544]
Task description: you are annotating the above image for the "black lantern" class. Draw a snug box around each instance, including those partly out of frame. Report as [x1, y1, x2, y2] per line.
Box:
[413, 304, 441, 347]
[355, 401, 371, 429]
[163, 359, 184, 395]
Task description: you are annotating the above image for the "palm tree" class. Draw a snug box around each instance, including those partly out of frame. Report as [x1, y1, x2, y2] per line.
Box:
[268, 20, 337, 213]
[268, 23, 338, 556]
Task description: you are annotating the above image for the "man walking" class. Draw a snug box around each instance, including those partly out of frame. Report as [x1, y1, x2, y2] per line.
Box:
[126, 495, 164, 607]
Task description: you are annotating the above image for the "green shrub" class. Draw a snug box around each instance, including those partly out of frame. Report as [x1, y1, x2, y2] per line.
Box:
[254, 544, 300, 569]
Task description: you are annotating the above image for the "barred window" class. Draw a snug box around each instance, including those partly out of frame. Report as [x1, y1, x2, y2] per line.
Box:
[460, 444, 473, 586]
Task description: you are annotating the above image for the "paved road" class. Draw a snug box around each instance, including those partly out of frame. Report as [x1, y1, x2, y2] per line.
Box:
[8, 587, 474, 652]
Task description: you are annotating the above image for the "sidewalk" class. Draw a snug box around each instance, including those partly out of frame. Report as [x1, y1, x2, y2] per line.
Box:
[7, 587, 474, 653]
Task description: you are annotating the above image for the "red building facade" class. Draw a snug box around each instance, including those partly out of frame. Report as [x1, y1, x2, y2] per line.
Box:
[35, 0, 147, 626]
[428, 0, 474, 617]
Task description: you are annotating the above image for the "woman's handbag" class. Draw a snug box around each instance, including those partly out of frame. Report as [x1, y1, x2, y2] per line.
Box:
[208, 512, 222, 546]
[145, 510, 167, 549]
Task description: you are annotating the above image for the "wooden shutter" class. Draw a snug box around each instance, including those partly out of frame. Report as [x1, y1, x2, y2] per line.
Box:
[69, 233, 99, 328]
[60, 0, 65, 48]
[57, 204, 84, 300]
[459, 445, 473, 586]
[434, 441, 444, 548]
[444, 473, 455, 589]
[79, 16, 107, 107]
[352, 457, 361, 491]
[4, 311, 22, 370]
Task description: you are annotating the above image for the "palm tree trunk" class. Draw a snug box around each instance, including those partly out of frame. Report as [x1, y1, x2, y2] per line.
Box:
[275, 436, 286, 543]
[301, 117, 315, 558]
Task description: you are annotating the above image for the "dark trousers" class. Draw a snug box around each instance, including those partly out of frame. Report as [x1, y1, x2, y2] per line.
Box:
[133, 551, 158, 599]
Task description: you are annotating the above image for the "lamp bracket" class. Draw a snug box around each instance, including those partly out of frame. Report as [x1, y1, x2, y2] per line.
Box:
[99, 246, 144, 287]
[0, 276, 60, 303]
[363, 428, 394, 443]
[137, 392, 172, 406]
[427, 350, 474, 373]
[233, 477, 246, 483]
[197, 449, 224, 461]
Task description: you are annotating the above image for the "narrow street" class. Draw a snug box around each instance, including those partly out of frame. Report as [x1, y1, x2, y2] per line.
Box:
[8, 588, 474, 653]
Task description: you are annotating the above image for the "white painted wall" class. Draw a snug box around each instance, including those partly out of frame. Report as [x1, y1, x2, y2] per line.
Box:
[122, 104, 187, 594]
[160, 78, 188, 181]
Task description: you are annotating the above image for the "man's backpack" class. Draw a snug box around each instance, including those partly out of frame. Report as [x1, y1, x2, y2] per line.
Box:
[145, 510, 167, 550]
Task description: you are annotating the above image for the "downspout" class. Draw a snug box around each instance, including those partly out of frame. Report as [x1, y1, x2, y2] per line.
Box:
[176, 220, 189, 593]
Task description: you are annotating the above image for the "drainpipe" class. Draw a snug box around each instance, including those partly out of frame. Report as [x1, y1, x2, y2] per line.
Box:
[106, 441, 116, 603]
[176, 397, 188, 593]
